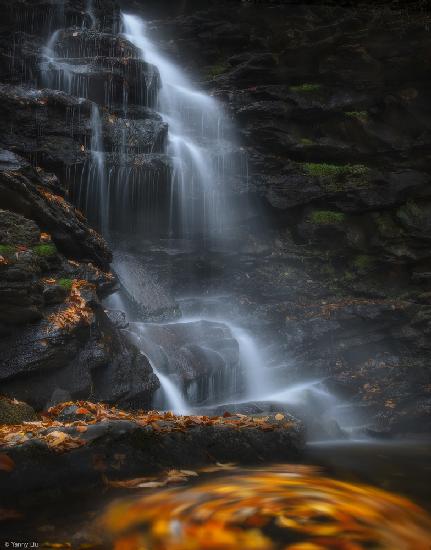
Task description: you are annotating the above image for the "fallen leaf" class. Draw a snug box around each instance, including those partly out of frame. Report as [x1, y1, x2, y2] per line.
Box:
[137, 481, 167, 488]
[105, 476, 158, 489]
[275, 413, 285, 421]
[0, 508, 22, 521]
[76, 426, 88, 433]
[45, 431, 68, 447]
[0, 454, 15, 472]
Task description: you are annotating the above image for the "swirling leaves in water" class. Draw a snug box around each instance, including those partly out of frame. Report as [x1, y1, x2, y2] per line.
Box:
[100, 465, 431, 550]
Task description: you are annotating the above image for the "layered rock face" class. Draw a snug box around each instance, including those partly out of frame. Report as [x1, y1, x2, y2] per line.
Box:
[0, 0, 159, 410]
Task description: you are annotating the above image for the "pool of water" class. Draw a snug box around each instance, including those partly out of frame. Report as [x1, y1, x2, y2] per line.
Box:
[1, 440, 430, 549]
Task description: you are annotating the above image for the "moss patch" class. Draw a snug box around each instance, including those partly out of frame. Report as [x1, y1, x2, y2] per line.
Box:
[352, 255, 374, 273]
[0, 244, 16, 255]
[299, 138, 315, 146]
[289, 83, 321, 93]
[58, 278, 73, 291]
[303, 163, 368, 178]
[303, 162, 370, 192]
[205, 62, 229, 79]
[33, 243, 57, 257]
[345, 111, 368, 121]
[309, 211, 346, 225]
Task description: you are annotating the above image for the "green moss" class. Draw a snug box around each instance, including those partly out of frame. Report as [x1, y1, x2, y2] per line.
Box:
[303, 162, 368, 178]
[205, 62, 229, 79]
[299, 138, 314, 146]
[342, 270, 356, 282]
[352, 255, 374, 272]
[345, 111, 368, 121]
[33, 243, 57, 257]
[289, 83, 321, 93]
[303, 162, 370, 192]
[0, 244, 15, 255]
[58, 278, 73, 290]
[309, 210, 346, 225]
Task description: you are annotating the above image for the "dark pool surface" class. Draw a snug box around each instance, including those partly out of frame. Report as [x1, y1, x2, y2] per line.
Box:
[1, 440, 431, 549]
[305, 439, 431, 511]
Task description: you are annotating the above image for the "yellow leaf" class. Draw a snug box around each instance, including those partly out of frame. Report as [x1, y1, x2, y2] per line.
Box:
[275, 413, 285, 421]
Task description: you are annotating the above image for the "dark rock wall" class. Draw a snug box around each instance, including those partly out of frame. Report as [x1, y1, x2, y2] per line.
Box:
[0, 0, 160, 410]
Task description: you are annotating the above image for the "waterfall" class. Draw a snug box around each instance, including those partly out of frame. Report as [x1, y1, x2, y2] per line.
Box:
[37, 10, 358, 434]
[151, 365, 190, 416]
[88, 104, 108, 235]
[122, 13, 239, 237]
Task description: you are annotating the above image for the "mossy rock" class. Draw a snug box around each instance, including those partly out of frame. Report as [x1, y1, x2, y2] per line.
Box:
[352, 255, 375, 273]
[0, 397, 37, 424]
[289, 83, 321, 93]
[205, 62, 229, 78]
[344, 111, 368, 122]
[0, 209, 41, 248]
[299, 138, 315, 146]
[33, 243, 57, 257]
[57, 278, 73, 291]
[309, 210, 346, 225]
[302, 163, 370, 192]
[0, 244, 16, 255]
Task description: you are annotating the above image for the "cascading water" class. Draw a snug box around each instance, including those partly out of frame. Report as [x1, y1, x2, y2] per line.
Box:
[122, 13, 243, 237]
[39, 9, 358, 437]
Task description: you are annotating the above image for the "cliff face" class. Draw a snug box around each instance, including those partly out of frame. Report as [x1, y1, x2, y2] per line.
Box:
[0, 0, 430, 433]
[0, 0, 159, 411]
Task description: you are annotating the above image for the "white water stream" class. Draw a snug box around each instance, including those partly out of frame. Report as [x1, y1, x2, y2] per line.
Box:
[122, 13, 236, 236]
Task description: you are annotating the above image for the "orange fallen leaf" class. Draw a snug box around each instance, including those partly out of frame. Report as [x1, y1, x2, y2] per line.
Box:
[0, 508, 22, 521]
[76, 425, 88, 433]
[0, 453, 15, 472]
[275, 413, 285, 421]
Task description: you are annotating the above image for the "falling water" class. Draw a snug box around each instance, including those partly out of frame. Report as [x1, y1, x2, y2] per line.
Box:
[86, 0, 97, 30]
[122, 13, 239, 237]
[88, 104, 108, 235]
[151, 365, 191, 416]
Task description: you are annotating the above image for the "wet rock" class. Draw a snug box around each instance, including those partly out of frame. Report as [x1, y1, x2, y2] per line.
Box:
[0, 304, 159, 411]
[128, 319, 240, 404]
[46, 388, 72, 408]
[0, 413, 304, 496]
[43, 283, 68, 305]
[104, 309, 128, 329]
[113, 250, 180, 321]
[0, 150, 112, 268]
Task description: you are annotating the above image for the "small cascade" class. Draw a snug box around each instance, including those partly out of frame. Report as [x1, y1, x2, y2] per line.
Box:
[122, 14, 246, 237]
[150, 364, 190, 416]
